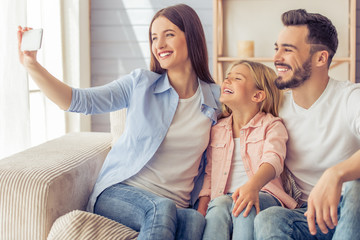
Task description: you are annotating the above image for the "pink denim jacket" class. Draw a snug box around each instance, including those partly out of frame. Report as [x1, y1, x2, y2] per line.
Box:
[199, 112, 297, 209]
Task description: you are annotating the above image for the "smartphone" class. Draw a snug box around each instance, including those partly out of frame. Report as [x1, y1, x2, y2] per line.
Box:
[21, 28, 43, 51]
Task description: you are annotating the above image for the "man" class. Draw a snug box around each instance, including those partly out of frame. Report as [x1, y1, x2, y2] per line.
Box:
[254, 9, 360, 239]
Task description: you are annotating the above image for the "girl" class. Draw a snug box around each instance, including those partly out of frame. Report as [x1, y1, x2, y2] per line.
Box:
[197, 60, 297, 240]
[18, 4, 221, 240]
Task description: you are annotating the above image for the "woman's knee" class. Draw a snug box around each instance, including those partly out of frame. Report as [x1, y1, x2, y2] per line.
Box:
[191, 209, 206, 226]
[178, 208, 204, 224]
[149, 197, 177, 222]
[177, 209, 205, 240]
[155, 197, 177, 210]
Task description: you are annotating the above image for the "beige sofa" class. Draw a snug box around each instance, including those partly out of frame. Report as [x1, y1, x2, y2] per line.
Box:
[0, 110, 139, 239]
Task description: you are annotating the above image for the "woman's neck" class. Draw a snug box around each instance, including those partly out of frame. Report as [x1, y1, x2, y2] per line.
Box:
[168, 67, 198, 99]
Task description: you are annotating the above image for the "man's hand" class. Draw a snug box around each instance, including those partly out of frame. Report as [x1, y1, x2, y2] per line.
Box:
[304, 167, 343, 235]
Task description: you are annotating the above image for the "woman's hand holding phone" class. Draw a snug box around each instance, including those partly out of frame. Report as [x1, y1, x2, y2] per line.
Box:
[17, 26, 42, 67]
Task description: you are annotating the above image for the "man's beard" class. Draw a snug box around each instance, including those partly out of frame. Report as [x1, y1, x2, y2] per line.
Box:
[275, 57, 312, 90]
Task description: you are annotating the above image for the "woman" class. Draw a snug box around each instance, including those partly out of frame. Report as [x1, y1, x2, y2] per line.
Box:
[18, 4, 221, 240]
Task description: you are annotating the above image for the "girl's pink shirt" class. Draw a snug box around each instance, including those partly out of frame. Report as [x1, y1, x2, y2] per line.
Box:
[199, 112, 297, 209]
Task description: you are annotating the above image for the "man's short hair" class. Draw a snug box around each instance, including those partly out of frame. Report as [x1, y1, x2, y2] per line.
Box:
[282, 9, 338, 66]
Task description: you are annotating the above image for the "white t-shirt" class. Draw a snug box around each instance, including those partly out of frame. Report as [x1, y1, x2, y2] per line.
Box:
[225, 138, 249, 193]
[280, 78, 360, 202]
[124, 86, 212, 207]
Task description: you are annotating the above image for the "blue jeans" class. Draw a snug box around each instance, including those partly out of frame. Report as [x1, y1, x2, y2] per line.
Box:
[202, 191, 281, 240]
[93, 183, 205, 240]
[254, 179, 360, 240]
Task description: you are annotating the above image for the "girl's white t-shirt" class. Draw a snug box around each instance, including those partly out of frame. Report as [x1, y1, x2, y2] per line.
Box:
[225, 138, 249, 193]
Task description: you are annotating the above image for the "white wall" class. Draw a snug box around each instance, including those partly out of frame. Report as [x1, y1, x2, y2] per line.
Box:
[90, 0, 213, 132]
[90, 0, 360, 132]
[223, 0, 353, 82]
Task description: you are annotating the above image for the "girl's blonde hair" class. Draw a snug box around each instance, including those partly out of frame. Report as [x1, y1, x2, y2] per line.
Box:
[222, 60, 282, 117]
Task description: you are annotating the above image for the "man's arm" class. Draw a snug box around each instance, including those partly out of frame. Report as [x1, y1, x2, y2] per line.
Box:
[305, 149, 360, 235]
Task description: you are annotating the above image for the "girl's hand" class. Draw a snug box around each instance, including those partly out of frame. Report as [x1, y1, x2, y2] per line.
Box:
[232, 182, 260, 217]
[17, 26, 38, 67]
[197, 196, 210, 217]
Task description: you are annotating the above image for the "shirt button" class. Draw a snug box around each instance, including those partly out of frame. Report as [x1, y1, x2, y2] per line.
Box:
[219, 190, 222, 193]
[224, 172, 227, 175]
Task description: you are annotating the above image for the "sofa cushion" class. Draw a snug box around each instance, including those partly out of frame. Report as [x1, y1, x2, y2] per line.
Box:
[47, 210, 139, 240]
[110, 109, 127, 146]
[0, 132, 112, 240]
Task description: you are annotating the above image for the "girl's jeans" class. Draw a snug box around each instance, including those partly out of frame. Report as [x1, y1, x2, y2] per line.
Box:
[94, 183, 205, 240]
[254, 179, 360, 239]
[202, 191, 281, 240]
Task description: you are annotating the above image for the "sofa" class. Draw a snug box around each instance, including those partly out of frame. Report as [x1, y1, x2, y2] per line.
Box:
[0, 110, 139, 239]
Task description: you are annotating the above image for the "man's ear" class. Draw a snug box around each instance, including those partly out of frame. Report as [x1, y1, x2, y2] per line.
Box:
[252, 90, 266, 103]
[315, 50, 329, 67]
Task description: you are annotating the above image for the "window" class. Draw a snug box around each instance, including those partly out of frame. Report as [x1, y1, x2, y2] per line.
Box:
[0, 0, 65, 159]
[27, 1, 66, 150]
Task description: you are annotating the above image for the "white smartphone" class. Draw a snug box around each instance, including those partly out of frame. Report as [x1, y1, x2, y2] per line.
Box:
[21, 28, 43, 51]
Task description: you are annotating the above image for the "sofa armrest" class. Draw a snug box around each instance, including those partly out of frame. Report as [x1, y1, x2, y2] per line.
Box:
[0, 132, 112, 240]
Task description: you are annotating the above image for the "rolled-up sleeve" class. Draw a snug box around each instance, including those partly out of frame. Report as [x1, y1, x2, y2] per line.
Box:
[259, 119, 288, 177]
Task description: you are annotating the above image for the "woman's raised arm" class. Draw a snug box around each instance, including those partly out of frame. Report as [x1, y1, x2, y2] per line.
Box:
[18, 26, 72, 110]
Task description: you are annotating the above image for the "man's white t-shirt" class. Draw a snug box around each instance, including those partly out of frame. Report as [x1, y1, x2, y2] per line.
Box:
[280, 78, 360, 202]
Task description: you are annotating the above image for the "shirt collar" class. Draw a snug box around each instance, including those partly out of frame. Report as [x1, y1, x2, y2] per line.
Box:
[218, 112, 266, 130]
[199, 80, 219, 110]
[245, 112, 265, 128]
[153, 73, 172, 94]
[153, 73, 219, 110]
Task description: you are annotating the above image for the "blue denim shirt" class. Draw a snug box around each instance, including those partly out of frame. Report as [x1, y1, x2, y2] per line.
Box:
[67, 69, 221, 212]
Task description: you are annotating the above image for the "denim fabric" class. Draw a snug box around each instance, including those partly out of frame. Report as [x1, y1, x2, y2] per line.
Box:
[203, 191, 281, 240]
[254, 179, 360, 240]
[333, 179, 360, 240]
[94, 183, 205, 240]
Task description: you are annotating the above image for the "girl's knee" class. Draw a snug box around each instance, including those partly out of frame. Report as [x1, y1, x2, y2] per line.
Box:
[207, 195, 232, 211]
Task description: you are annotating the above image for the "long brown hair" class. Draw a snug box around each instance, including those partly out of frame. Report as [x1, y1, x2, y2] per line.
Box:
[149, 4, 214, 84]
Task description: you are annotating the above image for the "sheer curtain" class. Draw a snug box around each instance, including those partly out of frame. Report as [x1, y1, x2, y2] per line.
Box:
[0, 0, 91, 159]
[0, 0, 30, 158]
